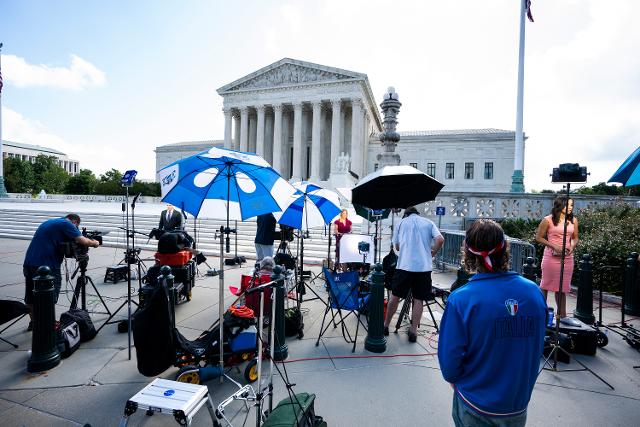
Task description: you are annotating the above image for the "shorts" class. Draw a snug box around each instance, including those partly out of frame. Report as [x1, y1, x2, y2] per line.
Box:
[392, 269, 432, 301]
[24, 265, 62, 305]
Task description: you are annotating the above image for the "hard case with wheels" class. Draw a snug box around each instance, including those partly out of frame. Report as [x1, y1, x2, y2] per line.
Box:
[547, 317, 598, 356]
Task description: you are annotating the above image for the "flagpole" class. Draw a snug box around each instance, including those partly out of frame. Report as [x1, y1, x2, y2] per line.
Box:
[511, 0, 527, 192]
[0, 42, 8, 197]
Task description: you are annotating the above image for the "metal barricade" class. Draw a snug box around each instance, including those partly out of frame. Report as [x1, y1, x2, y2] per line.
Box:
[437, 230, 536, 275]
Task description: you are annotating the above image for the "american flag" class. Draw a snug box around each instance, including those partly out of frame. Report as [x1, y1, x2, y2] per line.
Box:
[526, 0, 534, 22]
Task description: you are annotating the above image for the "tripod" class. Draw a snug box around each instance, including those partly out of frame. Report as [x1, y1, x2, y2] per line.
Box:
[539, 183, 613, 389]
[70, 254, 111, 316]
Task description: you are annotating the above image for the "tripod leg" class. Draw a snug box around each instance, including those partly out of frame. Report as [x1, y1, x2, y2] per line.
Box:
[395, 293, 412, 333]
[86, 276, 114, 316]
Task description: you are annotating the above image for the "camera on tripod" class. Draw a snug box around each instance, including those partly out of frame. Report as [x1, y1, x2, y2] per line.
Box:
[358, 241, 370, 254]
[274, 225, 294, 242]
[60, 228, 104, 259]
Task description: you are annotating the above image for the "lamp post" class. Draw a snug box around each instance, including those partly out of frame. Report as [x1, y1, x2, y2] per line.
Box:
[0, 42, 9, 197]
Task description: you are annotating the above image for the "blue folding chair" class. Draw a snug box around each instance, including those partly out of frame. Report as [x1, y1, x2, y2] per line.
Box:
[315, 268, 370, 352]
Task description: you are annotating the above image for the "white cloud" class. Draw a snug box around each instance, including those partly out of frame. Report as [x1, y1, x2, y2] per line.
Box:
[1, 107, 120, 176]
[3, 54, 106, 90]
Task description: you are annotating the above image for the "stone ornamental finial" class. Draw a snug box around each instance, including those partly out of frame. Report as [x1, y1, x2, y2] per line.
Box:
[377, 87, 402, 166]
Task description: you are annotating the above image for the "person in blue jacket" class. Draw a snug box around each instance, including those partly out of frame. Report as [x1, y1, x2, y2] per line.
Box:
[438, 219, 546, 427]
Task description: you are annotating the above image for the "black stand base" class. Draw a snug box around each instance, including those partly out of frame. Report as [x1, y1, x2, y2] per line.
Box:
[540, 342, 614, 390]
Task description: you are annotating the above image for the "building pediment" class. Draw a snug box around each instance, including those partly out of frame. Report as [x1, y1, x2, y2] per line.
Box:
[217, 58, 365, 94]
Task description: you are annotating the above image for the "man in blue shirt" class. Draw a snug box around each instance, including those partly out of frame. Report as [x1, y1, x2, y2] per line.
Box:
[23, 214, 100, 329]
[438, 219, 547, 427]
[384, 206, 444, 342]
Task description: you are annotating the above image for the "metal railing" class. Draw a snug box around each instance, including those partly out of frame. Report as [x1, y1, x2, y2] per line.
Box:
[437, 230, 536, 274]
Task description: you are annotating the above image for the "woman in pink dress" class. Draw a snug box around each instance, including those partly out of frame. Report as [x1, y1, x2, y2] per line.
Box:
[333, 209, 352, 268]
[535, 197, 579, 318]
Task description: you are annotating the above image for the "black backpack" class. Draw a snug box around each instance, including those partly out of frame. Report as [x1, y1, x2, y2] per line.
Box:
[60, 308, 97, 342]
[382, 249, 398, 290]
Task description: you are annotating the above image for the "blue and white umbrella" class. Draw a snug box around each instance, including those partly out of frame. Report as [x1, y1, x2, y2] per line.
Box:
[277, 181, 342, 231]
[158, 147, 295, 378]
[609, 146, 640, 187]
[158, 147, 296, 222]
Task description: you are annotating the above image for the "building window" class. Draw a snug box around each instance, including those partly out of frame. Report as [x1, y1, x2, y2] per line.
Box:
[445, 163, 455, 179]
[409, 162, 418, 169]
[426, 163, 436, 178]
[484, 162, 494, 180]
[464, 162, 474, 179]
[374, 163, 379, 171]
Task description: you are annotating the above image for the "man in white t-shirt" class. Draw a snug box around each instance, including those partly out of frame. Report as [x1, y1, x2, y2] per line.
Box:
[384, 206, 444, 342]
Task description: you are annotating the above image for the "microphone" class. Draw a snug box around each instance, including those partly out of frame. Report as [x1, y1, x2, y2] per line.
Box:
[131, 193, 141, 208]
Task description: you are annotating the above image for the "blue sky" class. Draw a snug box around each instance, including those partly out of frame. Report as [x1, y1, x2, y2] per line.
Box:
[1, 0, 639, 190]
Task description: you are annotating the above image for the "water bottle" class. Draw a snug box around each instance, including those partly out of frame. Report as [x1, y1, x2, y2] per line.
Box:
[547, 307, 555, 327]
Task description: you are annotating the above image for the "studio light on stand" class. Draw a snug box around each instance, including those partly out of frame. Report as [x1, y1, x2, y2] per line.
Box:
[97, 169, 138, 361]
[540, 163, 613, 389]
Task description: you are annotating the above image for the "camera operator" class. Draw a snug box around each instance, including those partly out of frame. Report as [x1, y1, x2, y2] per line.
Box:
[23, 213, 100, 330]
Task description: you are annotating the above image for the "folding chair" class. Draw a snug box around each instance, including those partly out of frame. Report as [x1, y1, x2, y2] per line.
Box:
[0, 300, 30, 348]
[315, 268, 370, 352]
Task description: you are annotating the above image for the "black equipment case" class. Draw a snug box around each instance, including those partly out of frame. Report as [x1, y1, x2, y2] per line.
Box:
[547, 318, 598, 356]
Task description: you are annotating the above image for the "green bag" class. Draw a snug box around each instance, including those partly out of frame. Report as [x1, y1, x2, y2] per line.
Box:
[262, 392, 325, 427]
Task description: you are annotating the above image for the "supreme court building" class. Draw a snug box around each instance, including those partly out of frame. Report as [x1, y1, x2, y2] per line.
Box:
[155, 58, 520, 193]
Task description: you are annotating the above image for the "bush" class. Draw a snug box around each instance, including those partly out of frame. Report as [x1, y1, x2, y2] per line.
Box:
[502, 204, 640, 293]
[574, 205, 640, 293]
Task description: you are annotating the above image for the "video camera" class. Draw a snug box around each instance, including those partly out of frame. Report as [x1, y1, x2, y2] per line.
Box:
[60, 228, 104, 259]
[274, 224, 295, 242]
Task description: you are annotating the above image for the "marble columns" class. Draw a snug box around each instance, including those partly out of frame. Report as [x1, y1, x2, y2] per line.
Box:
[330, 100, 342, 174]
[310, 102, 322, 182]
[223, 108, 233, 149]
[292, 103, 303, 181]
[272, 104, 283, 172]
[256, 106, 266, 157]
[239, 107, 249, 151]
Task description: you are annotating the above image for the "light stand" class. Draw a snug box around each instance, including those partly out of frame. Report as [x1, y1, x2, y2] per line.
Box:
[539, 174, 613, 389]
[97, 170, 138, 360]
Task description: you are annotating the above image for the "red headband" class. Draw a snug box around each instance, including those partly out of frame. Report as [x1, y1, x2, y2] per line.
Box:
[465, 240, 506, 271]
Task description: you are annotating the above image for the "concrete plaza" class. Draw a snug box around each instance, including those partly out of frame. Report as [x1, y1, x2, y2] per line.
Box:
[0, 236, 639, 426]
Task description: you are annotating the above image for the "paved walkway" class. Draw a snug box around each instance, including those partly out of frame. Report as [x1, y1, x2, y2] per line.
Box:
[1, 237, 639, 426]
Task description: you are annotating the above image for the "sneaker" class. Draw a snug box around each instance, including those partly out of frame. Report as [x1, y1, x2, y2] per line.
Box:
[27, 321, 33, 332]
[408, 331, 417, 343]
[383, 326, 389, 336]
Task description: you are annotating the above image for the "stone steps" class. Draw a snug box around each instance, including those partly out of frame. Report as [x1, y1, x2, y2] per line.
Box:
[0, 208, 358, 264]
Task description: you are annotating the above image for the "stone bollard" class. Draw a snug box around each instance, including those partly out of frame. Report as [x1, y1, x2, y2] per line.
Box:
[623, 252, 640, 316]
[365, 264, 387, 353]
[522, 257, 537, 283]
[574, 254, 595, 324]
[160, 265, 176, 329]
[27, 266, 61, 373]
[272, 266, 288, 361]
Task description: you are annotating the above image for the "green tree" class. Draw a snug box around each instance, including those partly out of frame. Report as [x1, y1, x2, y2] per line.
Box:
[65, 169, 98, 194]
[32, 155, 69, 193]
[42, 166, 69, 193]
[3, 157, 35, 193]
[576, 182, 623, 196]
[95, 168, 124, 195]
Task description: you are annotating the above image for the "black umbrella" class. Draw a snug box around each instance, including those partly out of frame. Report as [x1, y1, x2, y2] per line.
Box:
[352, 165, 444, 209]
